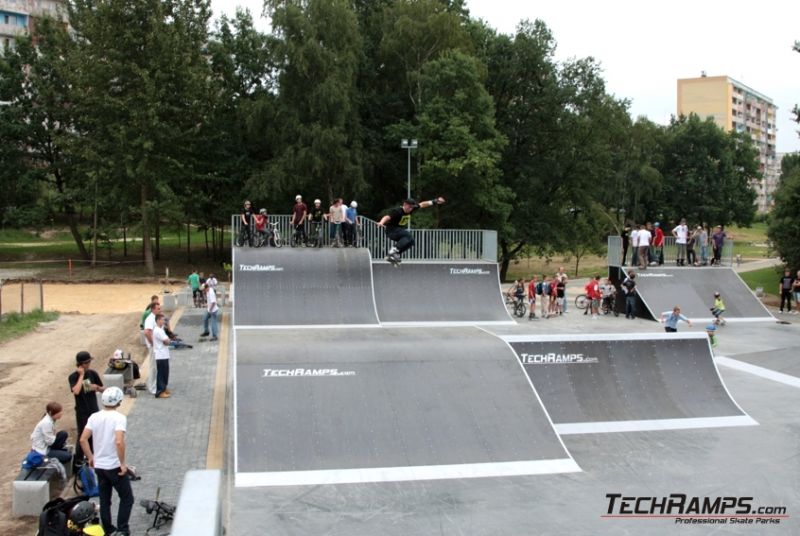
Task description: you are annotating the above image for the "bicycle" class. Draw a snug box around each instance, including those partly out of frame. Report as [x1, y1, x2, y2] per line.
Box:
[307, 221, 324, 248]
[252, 229, 271, 248]
[268, 222, 283, 248]
[601, 293, 619, 316]
[575, 294, 589, 311]
[234, 223, 251, 247]
[290, 223, 307, 247]
[505, 294, 527, 318]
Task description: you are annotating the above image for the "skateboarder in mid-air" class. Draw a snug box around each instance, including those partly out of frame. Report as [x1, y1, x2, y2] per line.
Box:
[378, 197, 446, 266]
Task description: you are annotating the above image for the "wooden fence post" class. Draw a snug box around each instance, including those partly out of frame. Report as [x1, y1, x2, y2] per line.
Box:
[39, 280, 44, 311]
[20, 282, 24, 314]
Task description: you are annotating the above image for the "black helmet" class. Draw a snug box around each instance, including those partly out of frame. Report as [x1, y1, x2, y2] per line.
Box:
[70, 501, 95, 525]
[403, 198, 418, 207]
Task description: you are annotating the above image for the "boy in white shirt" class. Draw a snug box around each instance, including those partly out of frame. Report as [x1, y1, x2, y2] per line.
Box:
[80, 387, 133, 536]
[637, 224, 652, 269]
[672, 218, 689, 266]
[153, 313, 172, 398]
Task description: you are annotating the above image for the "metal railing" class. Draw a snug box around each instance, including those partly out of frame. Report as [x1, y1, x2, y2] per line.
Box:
[607, 235, 734, 267]
[231, 215, 497, 262]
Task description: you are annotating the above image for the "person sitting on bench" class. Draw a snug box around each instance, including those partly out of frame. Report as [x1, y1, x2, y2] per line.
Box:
[30, 402, 72, 464]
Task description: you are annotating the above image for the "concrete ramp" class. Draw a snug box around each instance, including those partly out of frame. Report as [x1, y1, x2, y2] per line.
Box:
[234, 327, 579, 487]
[372, 261, 514, 325]
[620, 266, 773, 322]
[502, 333, 757, 434]
[233, 247, 379, 327]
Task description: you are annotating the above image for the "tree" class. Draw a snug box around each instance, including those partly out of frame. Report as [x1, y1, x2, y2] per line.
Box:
[0, 20, 90, 256]
[67, 0, 213, 274]
[661, 114, 757, 227]
[767, 164, 800, 269]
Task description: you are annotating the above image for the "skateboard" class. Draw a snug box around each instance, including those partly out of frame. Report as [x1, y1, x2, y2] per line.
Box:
[385, 254, 401, 268]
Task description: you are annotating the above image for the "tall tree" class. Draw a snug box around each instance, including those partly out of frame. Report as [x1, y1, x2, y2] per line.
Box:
[767, 163, 800, 269]
[0, 20, 89, 256]
[67, 0, 213, 273]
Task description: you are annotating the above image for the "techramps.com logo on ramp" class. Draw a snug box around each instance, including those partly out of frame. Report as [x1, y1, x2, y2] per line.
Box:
[449, 267, 491, 275]
[520, 353, 599, 364]
[262, 368, 356, 378]
[239, 264, 284, 272]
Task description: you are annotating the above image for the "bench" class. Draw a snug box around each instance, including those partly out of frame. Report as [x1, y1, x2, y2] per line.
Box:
[12, 460, 69, 517]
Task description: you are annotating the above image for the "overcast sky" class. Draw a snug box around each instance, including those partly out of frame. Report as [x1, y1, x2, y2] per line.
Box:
[210, 0, 800, 154]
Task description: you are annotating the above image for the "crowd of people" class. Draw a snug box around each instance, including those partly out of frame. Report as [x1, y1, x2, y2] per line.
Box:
[621, 220, 731, 268]
[239, 195, 362, 248]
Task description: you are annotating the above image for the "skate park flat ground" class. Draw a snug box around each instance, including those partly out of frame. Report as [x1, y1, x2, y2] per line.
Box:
[229, 306, 800, 535]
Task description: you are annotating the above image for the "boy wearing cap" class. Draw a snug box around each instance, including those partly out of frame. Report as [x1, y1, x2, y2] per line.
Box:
[378, 196, 446, 265]
[68, 350, 104, 466]
[290, 194, 308, 246]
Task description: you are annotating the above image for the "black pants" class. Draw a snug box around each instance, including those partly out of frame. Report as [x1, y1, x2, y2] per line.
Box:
[664, 327, 677, 333]
[712, 246, 722, 265]
[342, 222, 354, 246]
[74, 411, 93, 464]
[687, 248, 696, 265]
[47, 430, 72, 464]
[621, 243, 629, 265]
[156, 359, 170, 396]
[780, 290, 793, 312]
[293, 223, 307, 244]
[625, 295, 636, 318]
[96, 467, 134, 534]
[386, 227, 415, 255]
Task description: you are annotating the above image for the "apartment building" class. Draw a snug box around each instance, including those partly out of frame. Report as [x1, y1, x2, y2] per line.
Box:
[677, 74, 779, 213]
[0, 0, 65, 53]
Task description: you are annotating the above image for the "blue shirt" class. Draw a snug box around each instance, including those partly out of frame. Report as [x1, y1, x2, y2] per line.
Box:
[346, 207, 357, 223]
[662, 311, 689, 330]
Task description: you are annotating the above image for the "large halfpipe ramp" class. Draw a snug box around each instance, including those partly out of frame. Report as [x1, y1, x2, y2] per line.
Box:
[233, 247, 379, 327]
[502, 333, 757, 434]
[234, 327, 579, 486]
[620, 266, 773, 322]
[372, 261, 514, 324]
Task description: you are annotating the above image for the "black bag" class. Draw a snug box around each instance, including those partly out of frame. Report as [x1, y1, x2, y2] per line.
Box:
[38, 496, 90, 536]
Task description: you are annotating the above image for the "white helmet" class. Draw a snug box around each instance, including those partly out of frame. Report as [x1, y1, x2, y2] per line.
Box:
[101, 386, 124, 407]
[350, 201, 358, 208]
[113, 349, 123, 360]
[295, 195, 302, 201]
[314, 199, 321, 204]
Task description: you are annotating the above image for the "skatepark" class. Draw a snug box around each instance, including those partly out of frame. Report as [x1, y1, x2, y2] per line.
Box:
[216, 242, 799, 535]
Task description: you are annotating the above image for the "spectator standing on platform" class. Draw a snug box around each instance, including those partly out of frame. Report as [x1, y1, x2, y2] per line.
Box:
[779, 269, 795, 313]
[239, 200, 256, 246]
[254, 209, 268, 245]
[630, 224, 640, 268]
[329, 198, 345, 247]
[200, 284, 219, 341]
[637, 224, 652, 269]
[652, 222, 665, 265]
[527, 276, 538, 320]
[68, 351, 104, 467]
[80, 387, 133, 536]
[687, 226, 698, 266]
[672, 219, 689, 266]
[309, 199, 326, 247]
[710, 225, 728, 266]
[622, 271, 637, 319]
[660, 306, 692, 332]
[621, 223, 631, 266]
[793, 271, 800, 315]
[697, 226, 709, 266]
[31, 401, 72, 464]
[291, 195, 308, 246]
[555, 267, 569, 313]
[344, 201, 359, 246]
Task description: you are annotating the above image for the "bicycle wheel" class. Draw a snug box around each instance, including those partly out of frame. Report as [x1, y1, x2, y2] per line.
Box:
[612, 297, 619, 317]
[273, 232, 283, 248]
[513, 301, 527, 318]
[575, 294, 589, 310]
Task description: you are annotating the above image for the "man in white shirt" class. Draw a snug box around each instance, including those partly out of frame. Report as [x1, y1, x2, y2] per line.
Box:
[80, 386, 133, 536]
[672, 218, 689, 266]
[630, 225, 640, 268]
[637, 224, 652, 269]
[200, 284, 219, 341]
[153, 313, 172, 398]
[142, 302, 160, 395]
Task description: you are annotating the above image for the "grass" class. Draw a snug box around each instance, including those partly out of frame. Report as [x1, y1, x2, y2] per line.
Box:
[727, 223, 772, 259]
[739, 266, 783, 298]
[0, 309, 60, 344]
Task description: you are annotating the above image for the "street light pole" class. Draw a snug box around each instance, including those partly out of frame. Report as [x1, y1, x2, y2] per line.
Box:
[400, 138, 418, 229]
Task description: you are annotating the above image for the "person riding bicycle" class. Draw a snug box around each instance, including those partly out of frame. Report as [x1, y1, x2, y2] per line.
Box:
[710, 291, 727, 326]
[378, 197, 445, 265]
[308, 199, 326, 247]
[254, 209, 269, 247]
[601, 277, 615, 314]
[290, 195, 308, 246]
[239, 200, 256, 246]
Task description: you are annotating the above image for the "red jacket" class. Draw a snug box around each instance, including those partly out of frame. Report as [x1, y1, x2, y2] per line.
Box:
[585, 280, 601, 299]
[653, 227, 665, 247]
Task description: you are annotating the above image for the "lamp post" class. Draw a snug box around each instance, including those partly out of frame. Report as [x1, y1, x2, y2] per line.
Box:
[400, 139, 418, 229]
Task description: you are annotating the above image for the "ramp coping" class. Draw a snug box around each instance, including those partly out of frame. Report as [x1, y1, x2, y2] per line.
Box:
[234, 459, 581, 488]
[500, 332, 708, 342]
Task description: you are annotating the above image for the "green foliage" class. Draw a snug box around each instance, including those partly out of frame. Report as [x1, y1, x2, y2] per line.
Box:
[739, 266, 783, 298]
[0, 310, 60, 343]
[767, 165, 800, 269]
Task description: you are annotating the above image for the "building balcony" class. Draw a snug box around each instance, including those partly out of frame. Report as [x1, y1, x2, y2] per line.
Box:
[0, 22, 26, 36]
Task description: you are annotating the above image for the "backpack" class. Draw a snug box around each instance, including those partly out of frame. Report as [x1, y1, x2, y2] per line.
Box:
[78, 464, 100, 497]
[22, 450, 44, 470]
[38, 496, 89, 536]
[536, 282, 546, 296]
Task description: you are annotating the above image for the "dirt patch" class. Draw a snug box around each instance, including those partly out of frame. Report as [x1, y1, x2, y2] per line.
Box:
[0, 283, 185, 315]
[0, 311, 144, 535]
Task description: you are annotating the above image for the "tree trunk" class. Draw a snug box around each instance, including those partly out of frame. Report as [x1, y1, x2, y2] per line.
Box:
[155, 205, 161, 261]
[141, 184, 154, 275]
[123, 225, 127, 257]
[65, 210, 90, 260]
[499, 240, 510, 282]
[211, 223, 217, 261]
[204, 227, 209, 257]
[186, 220, 192, 264]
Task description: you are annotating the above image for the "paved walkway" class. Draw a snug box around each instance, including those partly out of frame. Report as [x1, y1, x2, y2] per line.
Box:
[122, 304, 226, 534]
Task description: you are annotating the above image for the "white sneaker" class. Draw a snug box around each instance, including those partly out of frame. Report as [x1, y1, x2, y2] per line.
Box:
[389, 246, 399, 255]
[592, 315, 598, 319]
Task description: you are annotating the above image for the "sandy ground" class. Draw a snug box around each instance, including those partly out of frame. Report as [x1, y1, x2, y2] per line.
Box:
[0, 283, 185, 315]
[0, 284, 162, 534]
